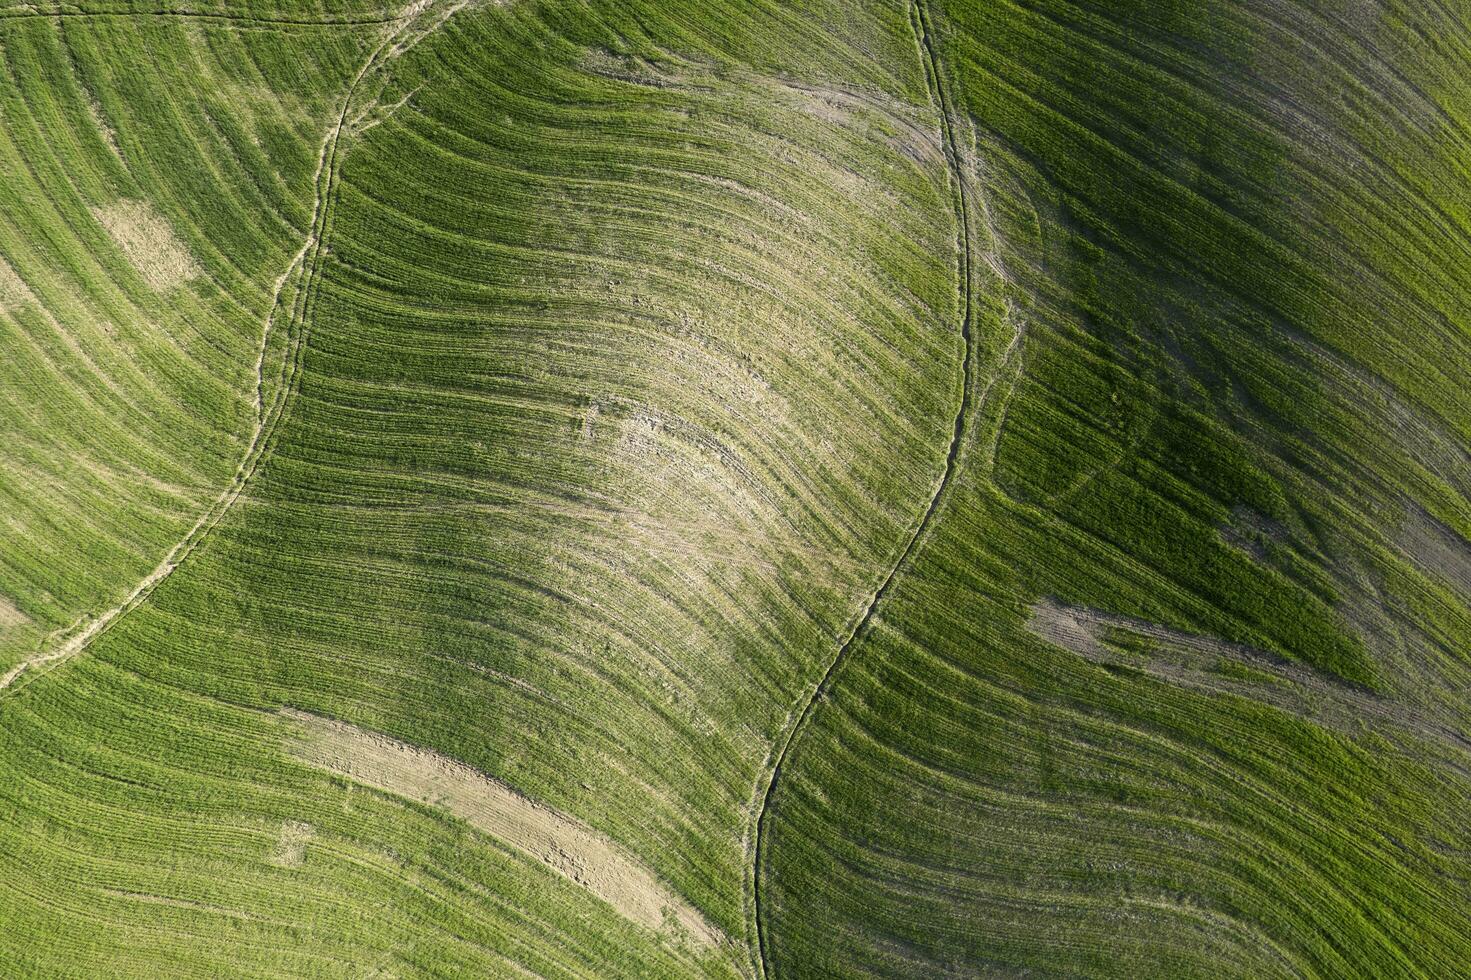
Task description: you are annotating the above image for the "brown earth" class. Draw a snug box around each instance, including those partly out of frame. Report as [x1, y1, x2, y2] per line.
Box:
[91, 200, 200, 292]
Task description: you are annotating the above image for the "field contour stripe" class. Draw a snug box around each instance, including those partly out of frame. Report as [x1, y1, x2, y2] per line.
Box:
[0, 6, 414, 27]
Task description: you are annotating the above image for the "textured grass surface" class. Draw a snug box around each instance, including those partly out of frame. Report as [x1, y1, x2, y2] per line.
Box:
[1, 0, 1469, 977]
[760, 0, 1471, 976]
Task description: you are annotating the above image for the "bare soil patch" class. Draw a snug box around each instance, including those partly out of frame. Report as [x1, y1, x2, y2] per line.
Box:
[269, 819, 314, 868]
[1400, 505, 1471, 599]
[91, 199, 200, 292]
[85, 96, 123, 159]
[281, 708, 723, 950]
[0, 256, 36, 311]
[0, 595, 27, 630]
[1217, 505, 1287, 562]
[1027, 598, 1470, 754]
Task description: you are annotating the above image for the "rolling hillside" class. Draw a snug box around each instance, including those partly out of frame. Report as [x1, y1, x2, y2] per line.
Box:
[1, 0, 1468, 977]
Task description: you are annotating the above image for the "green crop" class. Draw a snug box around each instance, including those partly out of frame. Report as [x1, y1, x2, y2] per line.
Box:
[1, 0, 1468, 977]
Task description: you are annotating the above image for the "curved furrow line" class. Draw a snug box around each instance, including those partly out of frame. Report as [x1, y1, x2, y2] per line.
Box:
[0, 5, 409, 27]
[0, 0, 469, 700]
[748, 1, 1000, 975]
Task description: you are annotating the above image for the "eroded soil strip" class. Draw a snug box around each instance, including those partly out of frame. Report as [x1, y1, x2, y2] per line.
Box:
[282, 708, 724, 950]
[1028, 598, 1471, 755]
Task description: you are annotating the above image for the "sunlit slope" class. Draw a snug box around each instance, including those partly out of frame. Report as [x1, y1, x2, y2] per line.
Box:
[0, 0, 967, 975]
[762, 0, 1471, 977]
[0, 14, 367, 672]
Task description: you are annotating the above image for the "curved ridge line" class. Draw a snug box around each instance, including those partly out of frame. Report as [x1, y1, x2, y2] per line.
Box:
[748, 1, 982, 975]
[1, 0, 464, 699]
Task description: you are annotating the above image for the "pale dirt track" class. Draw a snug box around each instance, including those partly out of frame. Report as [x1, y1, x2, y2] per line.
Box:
[282, 708, 725, 951]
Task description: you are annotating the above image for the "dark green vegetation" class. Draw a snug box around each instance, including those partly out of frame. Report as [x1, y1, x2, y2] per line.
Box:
[1, 0, 1468, 977]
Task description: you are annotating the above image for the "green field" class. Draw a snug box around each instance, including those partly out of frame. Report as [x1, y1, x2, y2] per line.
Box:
[1, 0, 1469, 976]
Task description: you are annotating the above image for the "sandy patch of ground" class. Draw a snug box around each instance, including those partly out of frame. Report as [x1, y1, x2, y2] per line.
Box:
[282, 708, 723, 950]
[85, 97, 123, 159]
[773, 78, 942, 166]
[1399, 505, 1471, 599]
[98, 886, 268, 922]
[91, 200, 200, 292]
[0, 595, 28, 630]
[269, 820, 314, 868]
[1217, 506, 1287, 562]
[580, 48, 684, 89]
[580, 399, 600, 442]
[0, 256, 36, 311]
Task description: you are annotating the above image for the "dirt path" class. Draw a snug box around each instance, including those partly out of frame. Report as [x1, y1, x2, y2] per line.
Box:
[0, 0, 471, 700]
[745, 2, 1011, 975]
[283, 708, 726, 952]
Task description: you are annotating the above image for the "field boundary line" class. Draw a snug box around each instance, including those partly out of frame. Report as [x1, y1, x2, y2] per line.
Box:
[746, 1, 1016, 975]
[0, 0, 472, 700]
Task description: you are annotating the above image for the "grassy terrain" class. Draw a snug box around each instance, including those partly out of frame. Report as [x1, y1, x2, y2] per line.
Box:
[1, 0, 957, 975]
[1, 0, 1469, 977]
[760, 0, 1471, 976]
[0, 9, 366, 673]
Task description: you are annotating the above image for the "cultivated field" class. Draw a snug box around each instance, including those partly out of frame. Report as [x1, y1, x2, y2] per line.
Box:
[1, 0, 1469, 977]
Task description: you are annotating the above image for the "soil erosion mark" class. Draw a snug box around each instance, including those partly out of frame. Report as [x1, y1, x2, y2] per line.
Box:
[0, 0, 470, 700]
[1028, 598, 1471, 755]
[748, 1, 989, 976]
[282, 709, 725, 950]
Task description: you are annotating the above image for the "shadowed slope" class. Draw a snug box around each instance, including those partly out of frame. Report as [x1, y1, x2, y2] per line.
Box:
[761, 0, 1471, 975]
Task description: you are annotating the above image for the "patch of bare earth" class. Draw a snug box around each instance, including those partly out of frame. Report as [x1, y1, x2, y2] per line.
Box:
[772, 78, 943, 166]
[0, 256, 36, 311]
[0, 595, 28, 631]
[97, 887, 267, 922]
[1027, 598, 1470, 754]
[281, 708, 724, 951]
[1217, 505, 1287, 562]
[84, 96, 123, 159]
[580, 48, 684, 88]
[91, 200, 200, 292]
[1400, 505, 1471, 599]
[269, 820, 314, 868]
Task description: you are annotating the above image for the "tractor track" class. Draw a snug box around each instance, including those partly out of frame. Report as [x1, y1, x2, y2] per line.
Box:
[748, 0, 981, 975]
